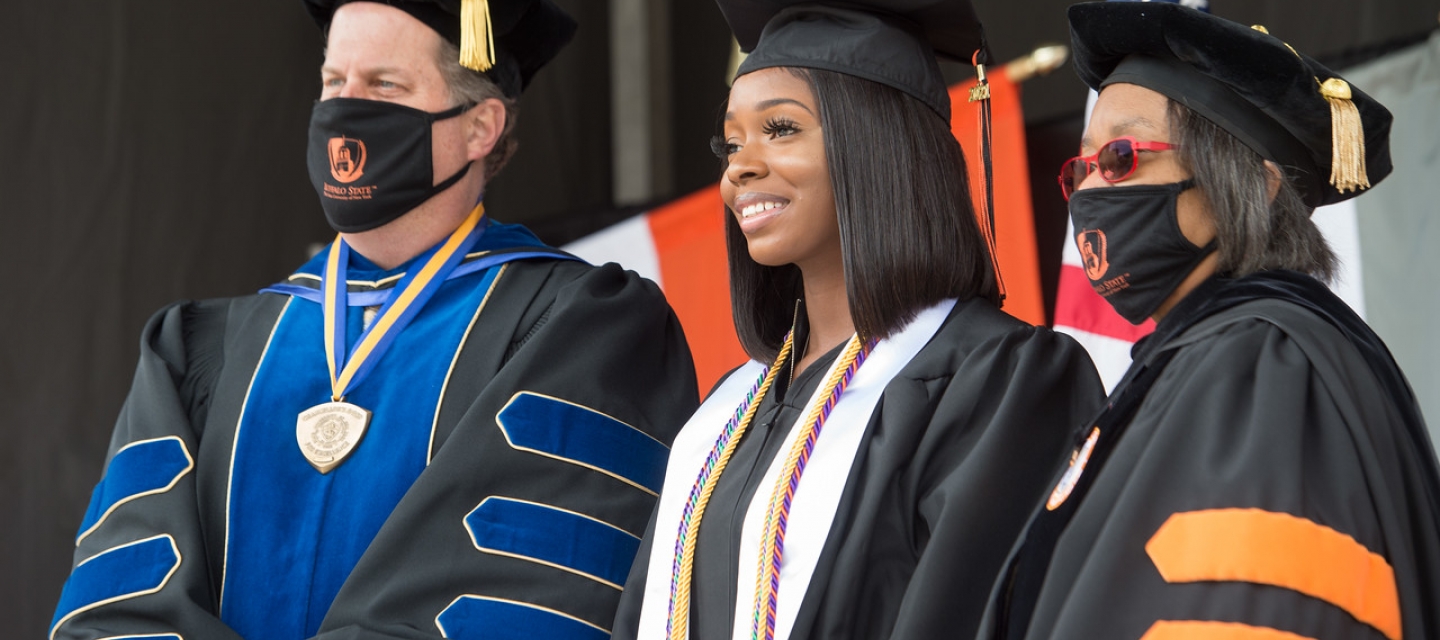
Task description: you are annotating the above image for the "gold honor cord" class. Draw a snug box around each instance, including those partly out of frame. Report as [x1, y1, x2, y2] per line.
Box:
[298, 203, 485, 474]
[750, 336, 867, 640]
[669, 336, 794, 640]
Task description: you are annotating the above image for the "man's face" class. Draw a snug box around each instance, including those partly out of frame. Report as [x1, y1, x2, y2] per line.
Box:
[320, 2, 470, 185]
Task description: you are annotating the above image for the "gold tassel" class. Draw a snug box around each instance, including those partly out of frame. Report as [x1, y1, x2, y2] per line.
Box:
[1252, 26, 1367, 193]
[1320, 77, 1369, 193]
[459, 0, 495, 72]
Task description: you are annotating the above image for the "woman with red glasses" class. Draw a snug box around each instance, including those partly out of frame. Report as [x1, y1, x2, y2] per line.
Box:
[979, 3, 1440, 640]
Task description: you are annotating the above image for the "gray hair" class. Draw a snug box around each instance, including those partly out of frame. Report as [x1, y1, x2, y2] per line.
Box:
[1167, 100, 1337, 282]
[437, 39, 519, 182]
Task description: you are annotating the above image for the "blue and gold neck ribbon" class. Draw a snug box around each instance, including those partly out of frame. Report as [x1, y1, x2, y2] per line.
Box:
[322, 203, 486, 402]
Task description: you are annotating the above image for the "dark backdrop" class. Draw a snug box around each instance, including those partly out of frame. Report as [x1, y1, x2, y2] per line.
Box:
[4, 0, 1435, 636]
[3, 2, 329, 634]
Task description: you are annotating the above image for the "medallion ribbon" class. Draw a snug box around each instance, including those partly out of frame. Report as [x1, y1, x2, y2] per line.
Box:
[323, 203, 486, 402]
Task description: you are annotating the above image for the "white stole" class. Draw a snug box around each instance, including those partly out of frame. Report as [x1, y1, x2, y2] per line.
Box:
[635, 300, 955, 639]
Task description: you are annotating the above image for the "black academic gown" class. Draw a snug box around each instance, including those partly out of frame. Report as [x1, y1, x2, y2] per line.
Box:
[613, 297, 1106, 640]
[982, 271, 1440, 640]
[51, 239, 700, 640]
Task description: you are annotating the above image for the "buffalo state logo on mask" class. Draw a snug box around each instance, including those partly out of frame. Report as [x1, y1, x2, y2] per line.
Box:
[1076, 228, 1109, 281]
[323, 137, 378, 201]
[327, 137, 367, 184]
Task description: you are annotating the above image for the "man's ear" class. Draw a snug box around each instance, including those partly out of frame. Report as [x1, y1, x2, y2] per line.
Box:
[1263, 159, 1284, 204]
[464, 98, 507, 162]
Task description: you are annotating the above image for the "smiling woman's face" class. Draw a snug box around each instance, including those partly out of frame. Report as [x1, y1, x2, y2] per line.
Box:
[720, 68, 840, 270]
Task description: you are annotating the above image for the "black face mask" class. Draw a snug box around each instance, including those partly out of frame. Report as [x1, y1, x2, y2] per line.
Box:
[307, 98, 473, 233]
[1067, 179, 1216, 324]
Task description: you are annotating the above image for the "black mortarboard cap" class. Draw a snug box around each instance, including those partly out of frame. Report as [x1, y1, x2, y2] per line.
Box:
[302, 0, 576, 98]
[720, 0, 990, 120]
[1068, 1, 1393, 207]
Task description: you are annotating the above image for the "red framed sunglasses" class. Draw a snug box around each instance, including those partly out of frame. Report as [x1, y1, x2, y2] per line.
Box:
[1058, 136, 1179, 200]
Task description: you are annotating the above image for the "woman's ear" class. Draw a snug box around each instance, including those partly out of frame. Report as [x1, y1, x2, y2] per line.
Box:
[1263, 160, 1284, 204]
[465, 98, 507, 162]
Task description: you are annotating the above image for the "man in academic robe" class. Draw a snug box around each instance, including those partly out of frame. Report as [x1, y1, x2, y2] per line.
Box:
[49, 1, 699, 638]
[980, 4, 1440, 640]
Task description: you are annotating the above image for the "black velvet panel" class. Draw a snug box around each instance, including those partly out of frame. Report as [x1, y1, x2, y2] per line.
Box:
[301, 0, 578, 96]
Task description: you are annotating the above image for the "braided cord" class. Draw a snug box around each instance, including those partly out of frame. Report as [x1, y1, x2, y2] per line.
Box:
[750, 336, 874, 640]
[666, 335, 795, 640]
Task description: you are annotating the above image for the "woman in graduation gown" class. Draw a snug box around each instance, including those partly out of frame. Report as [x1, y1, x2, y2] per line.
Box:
[979, 4, 1440, 640]
[612, 2, 1105, 639]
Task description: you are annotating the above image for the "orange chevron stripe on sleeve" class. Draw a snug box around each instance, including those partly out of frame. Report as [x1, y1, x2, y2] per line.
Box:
[1141, 620, 1316, 640]
[1146, 508, 1400, 640]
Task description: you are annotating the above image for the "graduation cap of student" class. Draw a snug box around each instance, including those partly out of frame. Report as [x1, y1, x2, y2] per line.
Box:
[1068, 1, 1393, 207]
[719, 0, 991, 121]
[302, 0, 576, 98]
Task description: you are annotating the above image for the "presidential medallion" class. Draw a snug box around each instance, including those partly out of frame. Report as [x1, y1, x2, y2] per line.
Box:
[297, 401, 371, 473]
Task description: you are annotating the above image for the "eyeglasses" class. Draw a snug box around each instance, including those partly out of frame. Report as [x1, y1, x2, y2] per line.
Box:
[1057, 136, 1179, 200]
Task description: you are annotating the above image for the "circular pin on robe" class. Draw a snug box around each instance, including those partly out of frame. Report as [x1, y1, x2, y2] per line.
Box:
[1047, 426, 1100, 511]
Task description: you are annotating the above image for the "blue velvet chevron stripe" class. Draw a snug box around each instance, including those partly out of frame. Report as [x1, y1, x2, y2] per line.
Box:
[464, 497, 640, 589]
[76, 438, 193, 544]
[97, 635, 182, 640]
[496, 392, 668, 494]
[50, 535, 181, 639]
[435, 595, 609, 640]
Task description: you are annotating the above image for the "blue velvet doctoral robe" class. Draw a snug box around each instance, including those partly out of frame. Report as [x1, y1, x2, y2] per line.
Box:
[52, 221, 699, 640]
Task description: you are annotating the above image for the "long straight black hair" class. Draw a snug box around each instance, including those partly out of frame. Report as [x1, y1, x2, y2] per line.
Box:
[1166, 99, 1337, 282]
[726, 67, 997, 363]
